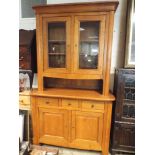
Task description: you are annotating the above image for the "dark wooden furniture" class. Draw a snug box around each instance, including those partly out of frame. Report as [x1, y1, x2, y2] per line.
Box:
[110, 69, 135, 154]
[19, 30, 37, 144]
[19, 29, 37, 88]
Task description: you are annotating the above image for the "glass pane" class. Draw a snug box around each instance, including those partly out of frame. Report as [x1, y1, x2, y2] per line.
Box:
[48, 22, 66, 68]
[79, 21, 99, 69]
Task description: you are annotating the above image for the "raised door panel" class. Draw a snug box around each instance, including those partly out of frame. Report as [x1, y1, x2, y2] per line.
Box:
[73, 15, 106, 76]
[38, 107, 69, 147]
[70, 111, 103, 151]
[42, 16, 71, 75]
[112, 123, 135, 153]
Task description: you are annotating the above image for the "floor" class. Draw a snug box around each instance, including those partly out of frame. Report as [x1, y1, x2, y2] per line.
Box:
[44, 145, 111, 155]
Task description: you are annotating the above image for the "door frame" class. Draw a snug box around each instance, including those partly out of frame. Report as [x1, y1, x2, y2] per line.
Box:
[42, 16, 71, 74]
[73, 15, 106, 75]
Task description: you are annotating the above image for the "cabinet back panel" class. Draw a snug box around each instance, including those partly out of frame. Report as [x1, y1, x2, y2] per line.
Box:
[44, 77, 102, 91]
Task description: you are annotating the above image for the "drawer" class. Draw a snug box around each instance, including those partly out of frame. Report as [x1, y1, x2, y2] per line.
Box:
[19, 95, 30, 106]
[81, 100, 104, 111]
[38, 97, 59, 107]
[61, 99, 79, 108]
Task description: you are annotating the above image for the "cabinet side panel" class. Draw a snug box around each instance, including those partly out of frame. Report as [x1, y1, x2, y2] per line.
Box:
[36, 14, 44, 91]
[103, 11, 115, 95]
[102, 102, 113, 155]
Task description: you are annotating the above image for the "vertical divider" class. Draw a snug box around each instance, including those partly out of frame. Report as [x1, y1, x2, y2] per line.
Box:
[103, 11, 115, 95]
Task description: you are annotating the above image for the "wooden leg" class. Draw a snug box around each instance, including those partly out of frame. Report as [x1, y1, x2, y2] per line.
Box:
[31, 97, 39, 145]
[102, 102, 113, 155]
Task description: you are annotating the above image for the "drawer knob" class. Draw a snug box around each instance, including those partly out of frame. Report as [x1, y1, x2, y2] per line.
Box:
[68, 103, 71, 106]
[19, 100, 23, 103]
[46, 101, 50, 104]
[91, 104, 94, 108]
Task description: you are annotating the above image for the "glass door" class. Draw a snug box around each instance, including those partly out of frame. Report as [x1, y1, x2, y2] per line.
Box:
[43, 17, 71, 73]
[74, 15, 105, 75]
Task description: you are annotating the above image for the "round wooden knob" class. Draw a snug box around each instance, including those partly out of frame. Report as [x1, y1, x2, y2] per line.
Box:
[91, 104, 94, 108]
[19, 100, 23, 103]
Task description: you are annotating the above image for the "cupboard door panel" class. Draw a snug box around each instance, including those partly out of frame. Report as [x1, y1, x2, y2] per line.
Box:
[42, 16, 71, 74]
[73, 15, 105, 75]
[112, 123, 135, 153]
[70, 111, 103, 150]
[38, 108, 69, 147]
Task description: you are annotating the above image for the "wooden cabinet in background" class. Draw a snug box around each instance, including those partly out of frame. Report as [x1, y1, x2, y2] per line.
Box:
[110, 69, 135, 154]
[19, 29, 37, 71]
[31, 2, 118, 155]
[19, 29, 37, 88]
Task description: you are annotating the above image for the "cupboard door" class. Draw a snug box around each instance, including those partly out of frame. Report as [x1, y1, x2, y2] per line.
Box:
[112, 123, 135, 153]
[73, 15, 105, 75]
[43, 16, 71, 74]
[70, 111, 103, 151]
[38, 107, 69, 147]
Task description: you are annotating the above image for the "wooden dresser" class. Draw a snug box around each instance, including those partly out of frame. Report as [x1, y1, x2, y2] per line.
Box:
[31, 2, 118, 155]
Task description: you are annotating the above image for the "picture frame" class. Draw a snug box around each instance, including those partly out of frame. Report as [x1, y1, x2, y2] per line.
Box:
[124, 0, 135, 68]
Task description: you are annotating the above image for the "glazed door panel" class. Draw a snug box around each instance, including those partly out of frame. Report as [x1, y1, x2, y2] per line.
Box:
[115, 69, 135, 123]
[38, 107, 69, 147]
[73, 15, 105, 75]
[70, 111, 103, 151]
[42, 16, 71, 74]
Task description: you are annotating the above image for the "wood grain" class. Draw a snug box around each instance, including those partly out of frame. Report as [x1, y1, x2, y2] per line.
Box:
[31, 88, 115, 102]
[32, 2, 118, 154]
[33, 1, 119, 14]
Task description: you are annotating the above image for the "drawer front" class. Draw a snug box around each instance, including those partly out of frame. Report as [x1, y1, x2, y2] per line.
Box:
[37, 97, 59, 107]
[61, 99, 79, 109]
[111, 122, 135, 153]
[81, 100, 104, 111]
[19, 95, 30, 106]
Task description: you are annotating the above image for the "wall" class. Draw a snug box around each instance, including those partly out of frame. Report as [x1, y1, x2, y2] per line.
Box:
[19, 0, 127, 91]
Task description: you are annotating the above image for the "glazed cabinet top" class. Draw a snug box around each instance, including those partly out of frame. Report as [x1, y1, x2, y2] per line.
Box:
[33, 1, 118, 78]
[33, 1, 118, 94]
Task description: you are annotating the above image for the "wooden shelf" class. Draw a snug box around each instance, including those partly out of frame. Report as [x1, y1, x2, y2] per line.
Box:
[48, 53, 66, 55]
[48, 40, 66, 43]
[79, 54, 98, 56]
[31, 88, 115, 102]
[80, 40, 98, 43]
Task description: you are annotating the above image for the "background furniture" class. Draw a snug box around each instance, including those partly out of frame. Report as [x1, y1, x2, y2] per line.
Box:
[110, 69, 135, 154]
[31, 2, 118, 155]
[19, 29, 37, 89]
[19, 91, 33, 143]
[19, 29, 36, 143]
